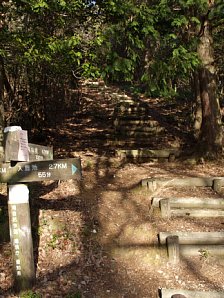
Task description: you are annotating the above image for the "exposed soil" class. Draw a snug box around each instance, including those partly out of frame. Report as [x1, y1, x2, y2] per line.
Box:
[1, 81, 224, 298]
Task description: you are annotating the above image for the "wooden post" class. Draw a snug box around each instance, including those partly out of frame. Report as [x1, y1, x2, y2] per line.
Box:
[148, 180, 157, 191]
[213, 178, 222, 193]
[152, 196, 224, 209]
[160, 199, 171, 219]
[4, 126, 35, 292]
[159, 231, 224, 245]
[8, 184, 35, 291]
[168, 153, 175, 162]
[167, 235, 180, 264]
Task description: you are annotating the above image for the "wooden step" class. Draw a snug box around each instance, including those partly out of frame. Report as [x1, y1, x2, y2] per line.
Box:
[152, 197, 224, 209]
[179, 244, 224, 256]
[171, 208, 224, 218]
[141, 177, 224, 189]
[158, 197, 224, 218]
[115, 100, 147, 108]
[114, 114, 153, 120]
[105, 137, 174, 147]
[115, 106, 148, 112]
[115, 126, 165, 133]
[116, 149, 180, 159]
[164, 235, 224, 262]
[114, 119, 159, 127]
[115, 130, 165, 138]
[159, 231, 224, 245]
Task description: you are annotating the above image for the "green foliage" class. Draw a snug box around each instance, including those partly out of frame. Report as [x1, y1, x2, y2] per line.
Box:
[6, 0, 89, 74]
[47, 233, 59, 249]
[199, 248, 210, 261]
[99, 2, 157, 83]
[0, 0, 103, 128]
[97, 0, 206, 96]
[1, 0, 224, 131]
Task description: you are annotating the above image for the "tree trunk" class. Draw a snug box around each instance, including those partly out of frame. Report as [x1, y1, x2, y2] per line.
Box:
[0, 56, 14, 126]
[197, 12, 222, 155]
[193, 71, 202, 139]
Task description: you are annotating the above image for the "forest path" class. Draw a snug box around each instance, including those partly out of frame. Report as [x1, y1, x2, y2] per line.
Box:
[30, 80, 193, 157]
[1, 81, 224, 298]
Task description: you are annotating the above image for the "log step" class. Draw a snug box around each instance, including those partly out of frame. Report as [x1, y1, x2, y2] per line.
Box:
[114, 114, 154, 120]
[114, 119, 159, 126]
[115, 112, 149, 118]
[114, 102, 149, 115]
[171, 208, 224, 218]
[152, 197, 224, 209]
[115, 100, 145, 107]
[114, 105, 149, 116]
[160, 233, 224, 259]
[106, 139, 166, 147]
[159, 232, 224, 245]
[141, 177, 224, 189]
[157, 197, 224, 218]
[114, 103, 147, 110]
[179, 244, 224, 256]
[115, 101, 148, 109]
[116, 149, 180, 159]
[115, 130, 165, 138]
[163, 235, 224, 261]
[161, 288, 224, 298]
[115, 126, 165, 134]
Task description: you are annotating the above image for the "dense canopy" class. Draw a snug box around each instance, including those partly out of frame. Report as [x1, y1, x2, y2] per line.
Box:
[0, 0, 224, 155]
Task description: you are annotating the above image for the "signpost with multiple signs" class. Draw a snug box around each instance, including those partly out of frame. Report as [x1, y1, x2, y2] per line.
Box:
[2, 127, 82, 292]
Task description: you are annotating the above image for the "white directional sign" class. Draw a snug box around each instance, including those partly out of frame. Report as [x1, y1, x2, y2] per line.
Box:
[0, 158, 81, 183]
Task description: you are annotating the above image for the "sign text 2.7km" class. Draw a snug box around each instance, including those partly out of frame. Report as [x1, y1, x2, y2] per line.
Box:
[0, 158, 81, 183]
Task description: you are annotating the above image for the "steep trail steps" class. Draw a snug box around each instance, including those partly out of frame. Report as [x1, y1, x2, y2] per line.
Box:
[61, 81, 192, 152]
[113, 99, 177, 149]
[149, 176, 224, 292]
[145, 177, 224, 259]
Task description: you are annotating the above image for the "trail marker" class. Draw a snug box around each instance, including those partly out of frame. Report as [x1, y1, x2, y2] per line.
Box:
[3, 126, 82, 292]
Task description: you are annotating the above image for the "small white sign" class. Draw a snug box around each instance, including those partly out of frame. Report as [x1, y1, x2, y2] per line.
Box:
[18, 130, 29, 162]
